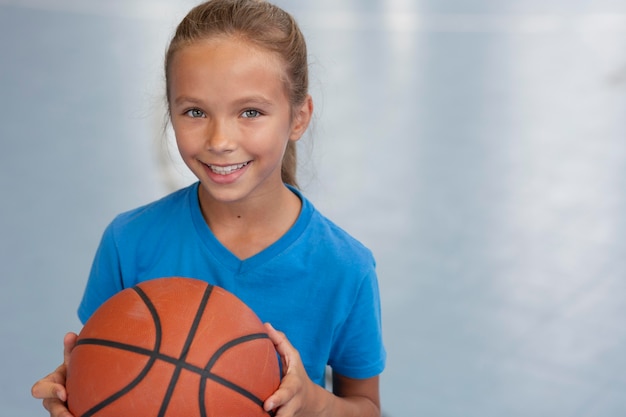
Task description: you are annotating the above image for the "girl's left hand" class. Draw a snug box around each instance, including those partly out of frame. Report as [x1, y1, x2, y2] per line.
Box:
[263, 323, 327, 417]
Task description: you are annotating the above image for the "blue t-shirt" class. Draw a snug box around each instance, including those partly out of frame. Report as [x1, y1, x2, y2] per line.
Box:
[78, 183, 386, 386]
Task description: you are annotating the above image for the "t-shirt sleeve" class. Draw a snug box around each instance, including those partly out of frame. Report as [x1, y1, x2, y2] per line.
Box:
[328, 268, 387, 379]
[77, 221, 124, 324]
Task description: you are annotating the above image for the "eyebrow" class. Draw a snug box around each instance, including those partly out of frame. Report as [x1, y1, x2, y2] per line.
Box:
[173, 96, 204, 107]
[173, 95, 275, 108]
[232, 96, 275, 108]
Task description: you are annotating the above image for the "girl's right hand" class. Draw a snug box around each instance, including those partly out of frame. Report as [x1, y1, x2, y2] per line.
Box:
[31, 332, 78, 417]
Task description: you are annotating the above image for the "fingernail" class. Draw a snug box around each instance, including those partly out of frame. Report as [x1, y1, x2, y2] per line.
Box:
[56, 389, 66, 401]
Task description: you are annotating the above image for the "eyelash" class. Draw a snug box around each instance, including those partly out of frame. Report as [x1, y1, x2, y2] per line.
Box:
[182, 108, 263, 119]
[241, 109, 262, 118]
[184, 108, 205, 118]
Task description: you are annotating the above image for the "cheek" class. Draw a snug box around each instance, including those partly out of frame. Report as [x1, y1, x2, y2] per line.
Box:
[253, 134, 290, 163]
[174, 136, 199, 168]
[173, 126, 201, 156]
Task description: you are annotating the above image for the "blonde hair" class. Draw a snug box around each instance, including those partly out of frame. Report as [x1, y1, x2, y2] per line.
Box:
[165, 0, 309, 188]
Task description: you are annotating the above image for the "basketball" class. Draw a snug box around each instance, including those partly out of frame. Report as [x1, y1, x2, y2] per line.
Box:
[66, 277, 281, 417]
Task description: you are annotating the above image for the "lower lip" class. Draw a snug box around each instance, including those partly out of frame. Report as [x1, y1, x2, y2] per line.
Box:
[203, 162, 250, 185]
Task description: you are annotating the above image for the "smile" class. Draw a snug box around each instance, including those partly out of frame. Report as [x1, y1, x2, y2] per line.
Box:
[207, 161, 250, 175]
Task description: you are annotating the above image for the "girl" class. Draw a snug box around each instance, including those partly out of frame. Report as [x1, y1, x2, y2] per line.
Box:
[31, 1, 386, 416]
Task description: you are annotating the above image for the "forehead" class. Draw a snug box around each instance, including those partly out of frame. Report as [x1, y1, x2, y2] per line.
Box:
[168, 37, 289, 96]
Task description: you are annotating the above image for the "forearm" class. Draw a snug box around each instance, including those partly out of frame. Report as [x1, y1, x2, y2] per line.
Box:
[306, 371, 381, 417]
[315, 385, 381, 417]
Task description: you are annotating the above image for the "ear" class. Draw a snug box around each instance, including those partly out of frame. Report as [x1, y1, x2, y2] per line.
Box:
[289, 95, 313, 142]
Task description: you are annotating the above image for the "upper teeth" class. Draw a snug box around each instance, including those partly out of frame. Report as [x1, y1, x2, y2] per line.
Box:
[209, 161, 249, 175]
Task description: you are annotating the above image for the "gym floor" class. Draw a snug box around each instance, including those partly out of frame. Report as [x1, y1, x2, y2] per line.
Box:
[2, 1, 626, 416]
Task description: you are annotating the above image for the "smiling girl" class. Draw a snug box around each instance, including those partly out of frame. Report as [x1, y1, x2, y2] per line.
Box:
[32, 1, 386, 416]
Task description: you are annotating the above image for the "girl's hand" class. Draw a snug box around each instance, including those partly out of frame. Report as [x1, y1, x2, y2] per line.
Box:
[31, 332, 78, 417]
[263, 323, 327, 417]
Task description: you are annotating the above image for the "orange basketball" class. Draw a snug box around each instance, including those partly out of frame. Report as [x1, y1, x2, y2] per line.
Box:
[66, 277, 280, 417]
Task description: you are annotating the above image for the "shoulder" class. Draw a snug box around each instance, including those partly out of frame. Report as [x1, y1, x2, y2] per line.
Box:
[107, 183, 197, 233]
[302, 194, 373, 260]
[294, 189, 376, 274]
[114, 183, 196, 224]
[313, 211, 374, 262]
[99, 183, 199, 251]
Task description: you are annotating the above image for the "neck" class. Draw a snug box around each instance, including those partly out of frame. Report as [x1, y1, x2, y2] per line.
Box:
[198, 183, 298, 225]
[197, 183, 302, 259]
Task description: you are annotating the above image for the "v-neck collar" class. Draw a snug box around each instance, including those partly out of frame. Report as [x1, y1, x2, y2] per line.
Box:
[189, 182, 313, 274]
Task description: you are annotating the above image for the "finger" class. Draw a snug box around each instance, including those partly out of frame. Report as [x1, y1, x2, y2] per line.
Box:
[43, 397, 74, 417]
[63, 332, 78, 366]
[264, 322, 284, 340]
[263, 368, 303, 413]
[264, 389, 302, 416]
[264, 385, 292, 414]
[264, 323, 295, 357]
[33, 382, 66, 402]
[264, 323, 295, 377]
[31, 370, 67, 401]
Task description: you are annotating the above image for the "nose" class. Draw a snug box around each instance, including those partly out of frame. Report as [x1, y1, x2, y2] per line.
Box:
[206, 119, 235, 153]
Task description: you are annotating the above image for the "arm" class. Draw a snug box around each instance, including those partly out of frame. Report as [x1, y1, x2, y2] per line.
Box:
[263, 324, 381, 417]
[31, 332, 78, 417]
[331, 373, 380, 417]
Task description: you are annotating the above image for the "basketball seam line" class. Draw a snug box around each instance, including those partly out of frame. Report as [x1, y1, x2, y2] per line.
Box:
[76, 334, 273, 411]
[74, 285, 163, 417]
[74, 284, 276, 416]
[158, 284, 214, 417]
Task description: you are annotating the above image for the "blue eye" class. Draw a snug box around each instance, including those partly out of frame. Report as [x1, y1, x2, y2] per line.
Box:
[242, 109, 261, 118]
[185, 109, 205, 118]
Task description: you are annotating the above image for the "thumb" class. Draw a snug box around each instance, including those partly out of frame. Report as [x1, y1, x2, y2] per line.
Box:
[63, 332, 78, 367]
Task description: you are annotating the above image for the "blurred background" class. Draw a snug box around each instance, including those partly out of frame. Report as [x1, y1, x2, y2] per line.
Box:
[2, 0, 626, 416]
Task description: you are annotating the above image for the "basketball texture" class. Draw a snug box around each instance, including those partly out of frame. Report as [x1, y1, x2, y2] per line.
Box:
[66, 277, 280, 417]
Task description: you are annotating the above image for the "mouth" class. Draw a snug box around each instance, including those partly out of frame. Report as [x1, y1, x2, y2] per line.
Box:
[206, 161, 250, 175]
